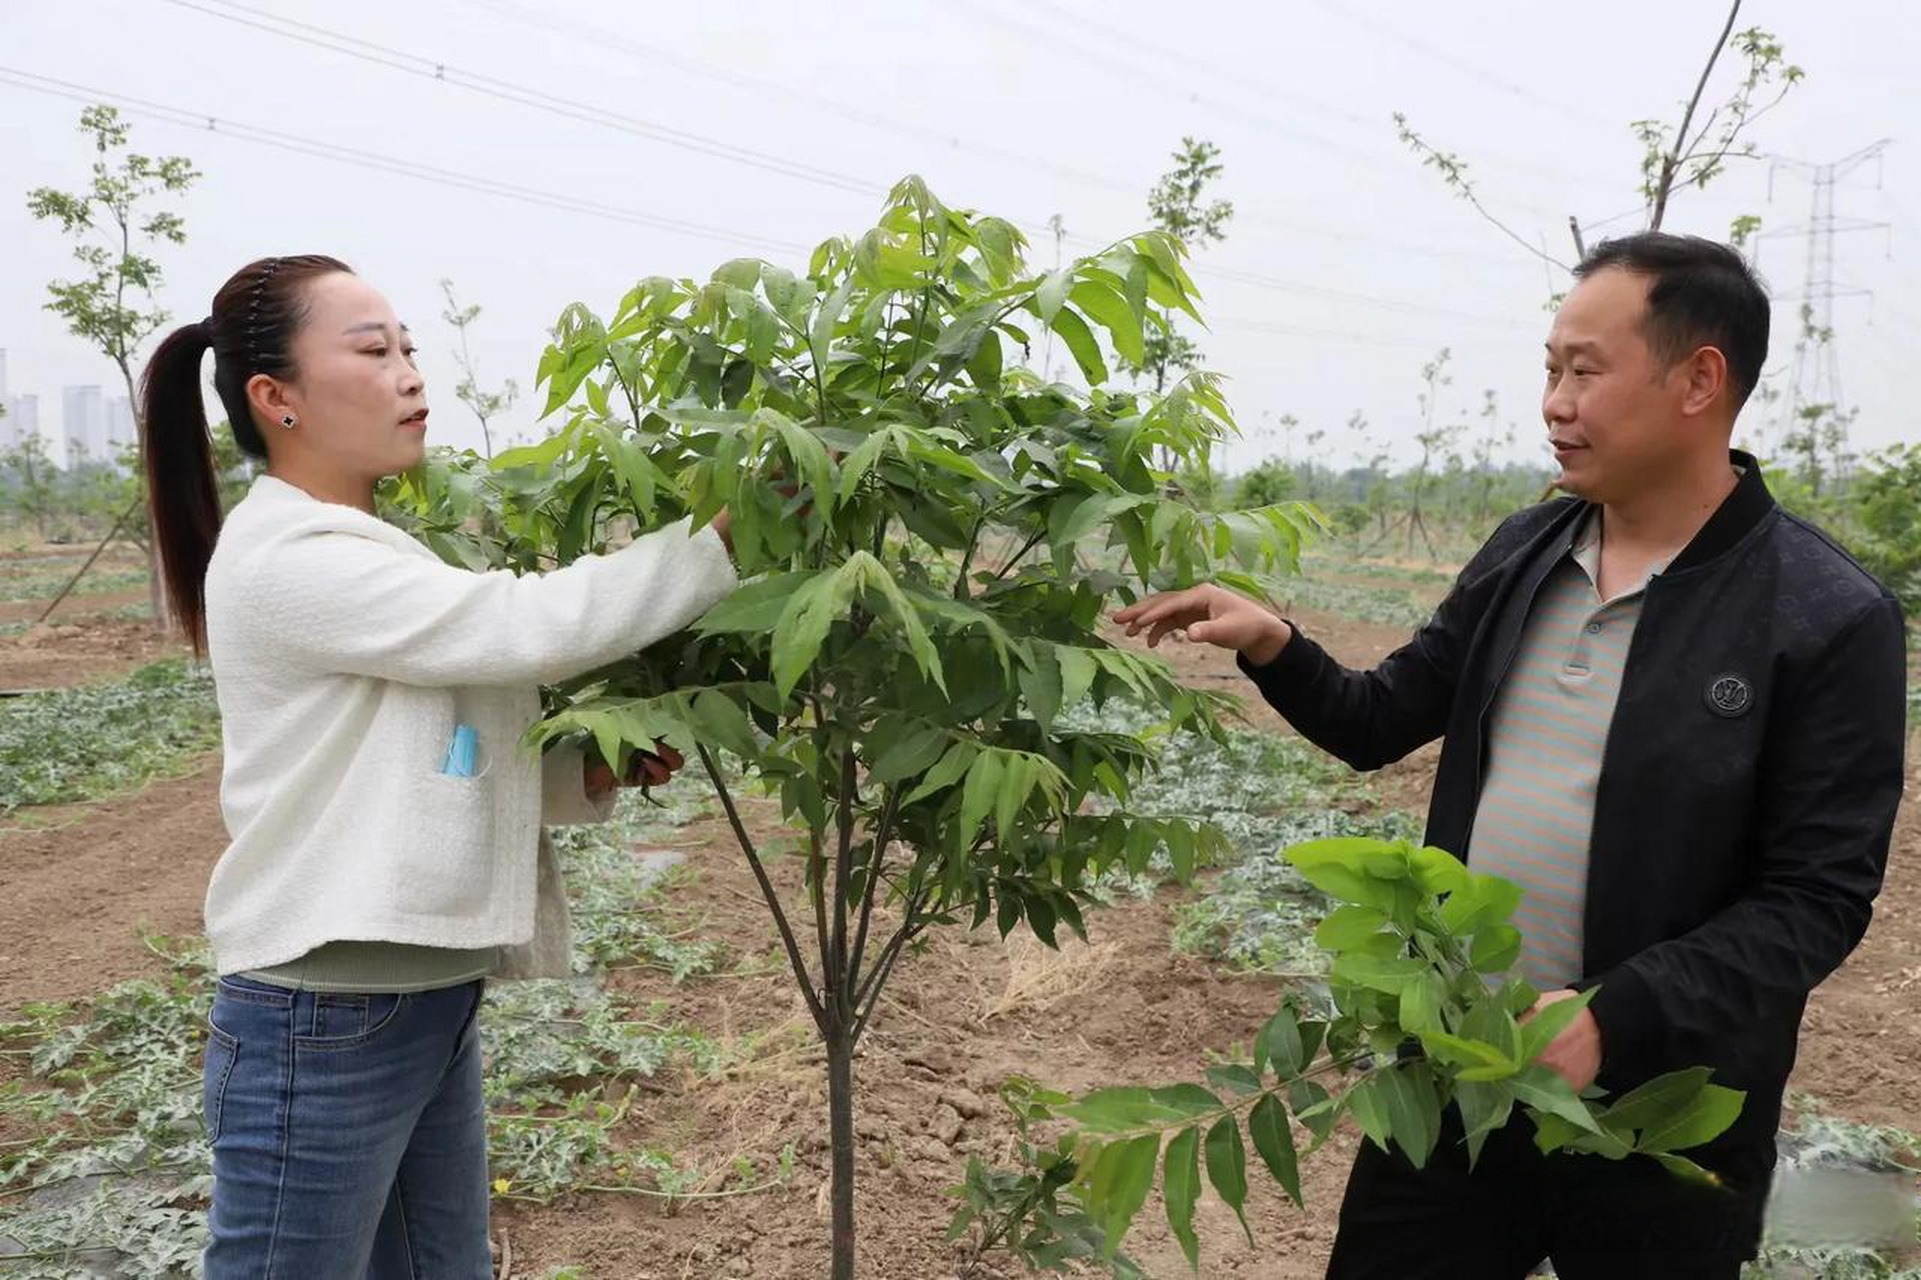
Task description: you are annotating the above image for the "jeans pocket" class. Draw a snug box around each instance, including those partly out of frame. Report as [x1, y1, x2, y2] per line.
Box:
[202, 1021, 238, 1143]
[292, 991, 410, 1051]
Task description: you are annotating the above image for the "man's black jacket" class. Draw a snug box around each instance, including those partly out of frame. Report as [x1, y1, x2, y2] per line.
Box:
[1238, 452, 1907, 1190]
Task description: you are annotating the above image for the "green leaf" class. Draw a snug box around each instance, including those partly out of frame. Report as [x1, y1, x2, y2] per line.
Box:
[833, 426, 897, 509]
[903, 741, 976, 805]
[1599, 1067, 1714, 1133]
[1510, 1065, 1604, 1137]
[1329, 951, 1425, 995]
[1036, 266, 1073, 323]
[1453, 1080, 1513, 1170]
[1017, 647, 1063, 731]
[1410, 845, 1471, 896]
[1469, 924, 1522, 974]
[810, 282, 850, 369]
[1205, 1064, 1264, 1097]
[994, 756, 1032, 843]
[1441, 874, 1524, 934]
[1283, 838, 1400, 909]
[1636, 1084, 1744, 1155]
[847, 552, 945, 693]
[697, 571, 820, 635]
[1647, 1152, 1727, 1185]
[1518, 988, 1596, 1064]
[1460, 997, 1525, 1064]
[1314, 904, 1388, 951]
[689, 690, 758, 760]
[1345, 1075, 1393, 1152]
[1063, 1088, 1194, 1133]
[1148, 1083, 1225, 1118]
[1049, 306, 1109, 385]
[761, 408, 837, 511]
[1528, 1110, 1588, 1154]
[1056, 646, 1098, 713]
[1419, 1031, 1516, 1076]
[1070, 279, 1145, 365]
[868, 722, 949, 785]
[1254, 1005, 1305, 1079]
[770, 565, 855, 699]
[584, 377, 610, 418]
[966, 327, 1003, 388]
[1398, 972, 1446, 1036]
[1203, 1117, 1253, 1244]
[1247, 1094, 1302, 1207]
[1376, 1063, 1443, 1168]
[1090, 1134, 1162, 1258]
[957, 751, 1004, 849]
[1162, 1126, 1202, 1269]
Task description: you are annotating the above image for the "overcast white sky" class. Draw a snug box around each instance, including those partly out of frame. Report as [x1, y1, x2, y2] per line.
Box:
[2, 0, 1915, 473]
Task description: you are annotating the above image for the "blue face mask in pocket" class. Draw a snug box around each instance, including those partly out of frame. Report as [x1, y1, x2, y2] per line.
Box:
[440, 724, 479, 778]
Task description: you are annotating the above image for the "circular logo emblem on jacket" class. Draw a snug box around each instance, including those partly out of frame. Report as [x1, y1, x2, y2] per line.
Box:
[1706, 673, 1753, 717]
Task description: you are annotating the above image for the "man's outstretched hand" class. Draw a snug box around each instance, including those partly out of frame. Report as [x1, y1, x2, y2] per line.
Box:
[1113, 583, 1293, 665]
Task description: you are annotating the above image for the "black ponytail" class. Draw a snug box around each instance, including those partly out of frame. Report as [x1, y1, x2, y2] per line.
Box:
[139, 253, 354, 653]
[140, 320, 221, 653]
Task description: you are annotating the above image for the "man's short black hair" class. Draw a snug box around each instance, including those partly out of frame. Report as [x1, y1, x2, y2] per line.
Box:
[1574, 232, 1770, 411]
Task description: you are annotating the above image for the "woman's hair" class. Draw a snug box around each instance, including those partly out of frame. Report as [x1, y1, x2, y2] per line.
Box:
[139, 254, 352, 651]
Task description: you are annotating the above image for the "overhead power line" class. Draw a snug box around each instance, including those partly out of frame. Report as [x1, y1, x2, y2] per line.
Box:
[157, 0, 885, 199]
[0, 67, 812, 255]
[178, 0, 1556, 274]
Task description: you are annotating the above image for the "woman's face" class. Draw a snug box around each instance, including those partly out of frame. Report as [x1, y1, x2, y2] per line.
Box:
[263, 272, 430, 481]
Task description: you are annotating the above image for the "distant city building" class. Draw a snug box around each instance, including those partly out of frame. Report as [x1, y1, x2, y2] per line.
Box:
[62, 384, 107, 468]
[106, 395, 138, 457]
[3, 394, 41, 452]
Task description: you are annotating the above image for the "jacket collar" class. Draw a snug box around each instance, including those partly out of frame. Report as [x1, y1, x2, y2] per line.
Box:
[1561, 449, 1776, 578]
[1658, 449, 1776, 575]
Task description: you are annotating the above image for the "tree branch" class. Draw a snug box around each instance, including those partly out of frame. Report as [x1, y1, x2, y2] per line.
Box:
[829, 743, 859, 1017]
[847, 786, 900, 989]
[697, 745, 826, 1031]
[850, 881, 935, 1037]
[989, 527, 1047, 584]
[1651, 0, 1741, 230]
[952, 513, 989, 600]
[808, 827, 834, 1011]
[1393, 115, 1571, 273]
[851, 912, 926, 1047]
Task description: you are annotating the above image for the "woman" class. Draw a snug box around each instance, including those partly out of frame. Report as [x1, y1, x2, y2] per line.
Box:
[140, 254, 741, 1277]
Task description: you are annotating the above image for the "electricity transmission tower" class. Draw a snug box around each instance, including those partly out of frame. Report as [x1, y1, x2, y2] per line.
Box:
[1757, 140, 1891, 487]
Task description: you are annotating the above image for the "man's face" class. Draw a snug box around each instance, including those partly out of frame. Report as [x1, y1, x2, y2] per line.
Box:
[1541, 266, 1694, 503]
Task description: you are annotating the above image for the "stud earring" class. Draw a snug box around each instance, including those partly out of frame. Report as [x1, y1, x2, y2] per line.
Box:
[280, 413, 297, 430]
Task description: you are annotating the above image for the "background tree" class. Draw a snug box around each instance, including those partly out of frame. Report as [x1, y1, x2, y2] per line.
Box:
[1470, 388, 1516, 527]
[26, 104, 198, 626]
[1394, 2, 1799, 264]
[1124, 137, 1233, 398]
[0, 435, 59, 543]
[440, 278, 520, 459]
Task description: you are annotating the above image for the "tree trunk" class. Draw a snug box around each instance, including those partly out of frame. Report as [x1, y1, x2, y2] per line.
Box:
[116, 358, 170, 636]
[826, 1030, 857, 1280]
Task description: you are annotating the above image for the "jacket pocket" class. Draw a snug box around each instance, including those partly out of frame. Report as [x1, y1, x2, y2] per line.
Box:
[397, 772, 498, 917]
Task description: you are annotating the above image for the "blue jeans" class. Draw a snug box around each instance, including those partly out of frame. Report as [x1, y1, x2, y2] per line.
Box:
[201, 976, 492, 1279]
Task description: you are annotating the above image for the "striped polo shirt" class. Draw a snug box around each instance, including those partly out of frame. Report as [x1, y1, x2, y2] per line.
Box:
[1466, 510, 1666, 991]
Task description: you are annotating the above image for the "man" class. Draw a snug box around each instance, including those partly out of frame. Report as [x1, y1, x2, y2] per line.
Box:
[1115, 234, 1906, 1277]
